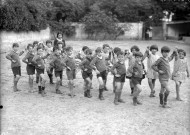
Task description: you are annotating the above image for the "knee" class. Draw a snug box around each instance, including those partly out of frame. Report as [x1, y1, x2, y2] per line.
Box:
[57, 77, 60, 82]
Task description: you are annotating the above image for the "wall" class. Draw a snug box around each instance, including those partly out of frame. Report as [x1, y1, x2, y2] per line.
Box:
[152, 26, 164, 40]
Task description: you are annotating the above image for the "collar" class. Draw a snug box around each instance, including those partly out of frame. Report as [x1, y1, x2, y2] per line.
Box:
[97, 55, 102, 59]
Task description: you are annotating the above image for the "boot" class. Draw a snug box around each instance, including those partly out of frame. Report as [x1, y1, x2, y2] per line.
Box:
[136, 98, 142, 105]
[114, 92, 119, 105]
[104, 86, 108, 91]
[38, 86, 42, 94]
[99, 88, 105, 100]
[84, 91, 88, 97]
[163, 92, 170, 108]
[118, 92, 125, 103]
[130, 88, 134, 96]
[87, 89, 92, 98]
[56, 89, 62, 94]
[49, 74, 54, 84]
[41, 87, 46, 97]
[149, 90, 156, 97]
[133, 97, 137, 106]
[159, 93, 164, 107]
[36, 75, 39, 84]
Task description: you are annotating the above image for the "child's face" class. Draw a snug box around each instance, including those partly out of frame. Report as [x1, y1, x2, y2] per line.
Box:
[97, 51, 102, 57]
[151, 49, 157, 55]
[58, 34, 62, 39]
[131, 49, 136, 54]
[54, 50, 60, 56]
[67, 50, 73, 56]
[46, 43, 52, 48]
[33, 44, 38, 47]
[86, 53, 92, 58]
[37, 49, 43, 56]
[103, 47, 110, 53]
[179, 52, 185, 59]
[118, 54, 125, 63]
[13, 46, 19, 52]
[162, 51, 169, 58]
[136, 56, 142, 62]
[28, 46, 33, 52]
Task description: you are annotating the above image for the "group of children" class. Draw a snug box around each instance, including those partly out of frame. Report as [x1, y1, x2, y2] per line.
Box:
[6, 33, 189, 108]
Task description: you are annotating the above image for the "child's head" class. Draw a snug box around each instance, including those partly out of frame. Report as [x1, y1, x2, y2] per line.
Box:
[57, 32, 63, 39]
[102, 44, 110, 53]
[12, 43, 19, 52]
[161, 46, 170, 58]
[46, 40, 52, 48]
[33, 41, 39, 48]
[85, 48, 92, 58]
[134, 52, 143, 62]
[37, 47, 43, 56]
[117, 51, 125, 63]
[113, 47, 121, 55]
[66, 46, 73, 56]
[150, 45, 158, 54]
[38, 42, 45, 50]
[82, 46, 89, 53]
[53, 47, 60, 56]
[95, 47, 102, 57]
[27, 44, 34, 52]
[130, 45, 140, 54]
[178, 49, 186, 59]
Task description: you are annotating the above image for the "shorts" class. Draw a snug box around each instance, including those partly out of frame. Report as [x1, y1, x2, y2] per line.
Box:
[66, 69, 76, 80]
[12, 66, 21, 77]
[26, 65, 35, 75]
[82, 71, 93, 80]
[55, 70, 63, 78]
[36, 68, 44, 75]
[131, 77, 142, 86]
[115, 74, 126, 83]
[96, 70, 107, 81]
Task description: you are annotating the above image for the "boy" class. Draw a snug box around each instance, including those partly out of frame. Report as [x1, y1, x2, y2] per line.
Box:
[127, 52, 146, 106]
[90, 47, 107, 100]
[32, 47, 50, 96]
[22, 44, 35, 92]
[49, 47, 65, 94]
[142, 45, 159, 97]
[64, 46, 77, 98]
[6, 43, 24, 92]
[111, 51, 126, 105]
[79, 48, 93, 98]
[152, 46, 174, 108]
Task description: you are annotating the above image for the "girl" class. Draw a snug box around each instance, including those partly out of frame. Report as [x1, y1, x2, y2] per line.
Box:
[54, 32, 66, 50]
[172, 49, 189, 101]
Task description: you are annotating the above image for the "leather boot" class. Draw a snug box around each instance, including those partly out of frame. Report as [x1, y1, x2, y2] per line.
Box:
[159, 93, 164, 107]
[38, 86, 42, 94]
[133, 97, 137, 106]
[87, 89, 92, 98]
[163, 91, 170, 108]
[99, 88, 105, 100]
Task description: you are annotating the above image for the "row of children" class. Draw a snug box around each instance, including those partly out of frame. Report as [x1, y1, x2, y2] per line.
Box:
[6, 37, 189, 108]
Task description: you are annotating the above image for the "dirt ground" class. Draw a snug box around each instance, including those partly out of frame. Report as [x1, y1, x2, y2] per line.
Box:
[1, 40, 190, 135]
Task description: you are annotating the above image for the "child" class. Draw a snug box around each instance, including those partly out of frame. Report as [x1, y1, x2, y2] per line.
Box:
[152, 46, 175, 108]
[172, 49, 189, 101]
[79, 48, 93, 98]
[6, 43, 24, 92]
[49, 47, 65, 94]
[90, 47, 107, 100]
[127, 52, 145, 106]
[32, 47, 50, 96]
[54, 32, 66, 49]
[111, 51, 126, 105]
[142, 45, 159, 97]
[45, 40, 54, 84]
[33, 41, 39, 48]
[64, 46, 77, 98]
[22, 44, 35, 92]
[126, 45, 140, 95]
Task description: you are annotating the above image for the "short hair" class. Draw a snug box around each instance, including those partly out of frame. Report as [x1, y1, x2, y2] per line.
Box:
[103, 44, 110, 49]
[53, 47, 59, 52]
[66, 46, 73, 52]
[130, 45, 140, 52]
[150, 45, 158, 51]
[113, 47, 121, 54]
[12, 43, 19, 48]
[178, 49, 186, 56]
[57, 32, 63, 38]
[82, 46, 89, 52]
[95, 47, 102, 53]
[85, 48, 92, 55]
[46, 40, 52, 45]
[27, 44, 33, 49]
[161, 46, 170, 53]
[33, 41, 39, 45]
[134, 52, 143, 57]
[117, 51, 124, 57]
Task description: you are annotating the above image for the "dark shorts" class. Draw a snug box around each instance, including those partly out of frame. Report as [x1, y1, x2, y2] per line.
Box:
[12, 66, 21, 77]
[26, 65, 35, 75]
[36, 68, 44, 75]
[96, 70, 107, 81]
[66, 69, 76, 80]
[82, 71, 93, 80]
[55, 70, 63, 78]
[131, 77, 142, 86]
[115, 74, 126, 83]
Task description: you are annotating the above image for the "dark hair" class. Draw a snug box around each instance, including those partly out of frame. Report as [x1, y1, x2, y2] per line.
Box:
[27, 44, 33, 49]
[85, 48, 92, 55]
[57, 32, 63, 38]
[178, 49, 186, 56]
[150, 45, 158, 51]
[82, 46, 89, 52]
[161, 46, 170, 53]
[46, 40, 52, 45]
[33, 41, 39, 45]
[113, 47, 121, 54]
[95, 47, 102, 53]
[53, 47, 59, 52]
[134, 52, 143, 57]
[103, 44, 110, 49]
[130, 45, 140, 52]
[12, 43, 19, 48]
[117, 51, 124, 56]
[66, 46, 73, 52]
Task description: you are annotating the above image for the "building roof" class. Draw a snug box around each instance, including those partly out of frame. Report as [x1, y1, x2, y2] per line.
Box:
[166, 20, 190, 25]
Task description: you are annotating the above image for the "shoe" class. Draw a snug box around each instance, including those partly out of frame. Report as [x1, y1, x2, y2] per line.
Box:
[84, 91, 88, 97]
[159, 93, 164, 106]
[41, 87, 46, 97]
[133, 97, 137, 106]
[99, 89, 105, 100]
[104, 87, 108, 91]
[38, 86, 42, 94]
[56, 89, 62, 94]
[87, 90, 92, 98]
[149, 93, 155, 97]
[136, 98, 142, 105]
[114, 92, 119, 105]
[118, 99, 125, 103]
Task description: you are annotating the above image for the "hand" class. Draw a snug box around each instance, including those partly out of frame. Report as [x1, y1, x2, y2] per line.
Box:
[84, 68, 88, 71]
[12, 60, 16, 63]
[28, 62, 32, 65]
[115, 74, 121, 77]
[158, 70, 164, 74]
[38, 65, 41, 67]
[96, 70, 100, 74]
